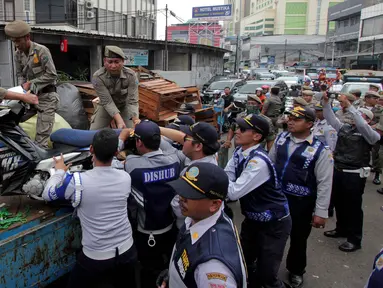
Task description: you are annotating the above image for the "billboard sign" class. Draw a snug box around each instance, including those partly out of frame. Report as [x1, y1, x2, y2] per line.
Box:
[123, 49, 149, 66]
[192, 5, 233, 21]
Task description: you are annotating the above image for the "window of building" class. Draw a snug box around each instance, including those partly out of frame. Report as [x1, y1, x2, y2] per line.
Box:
[343, 18, 349, 27]
[107, 10, 114, 33]
[24, 0, 30, 10]
[78, 4, 85, 29]
[132, 16, 136, 37]
[90, 8, 98, 30]
[98, 8, 106, 32]
[4, 0, 14, 21]
[264, 24, 274, 28]
[362, 15, 383, 37]
[123, 14, 127, 35]
[115, 12, 122, 35]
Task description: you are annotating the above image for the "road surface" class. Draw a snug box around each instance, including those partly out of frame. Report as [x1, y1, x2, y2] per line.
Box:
[228, 174, 383, 288]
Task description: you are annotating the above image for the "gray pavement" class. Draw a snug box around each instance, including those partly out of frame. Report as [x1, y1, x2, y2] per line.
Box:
[228, 175, 383, 288]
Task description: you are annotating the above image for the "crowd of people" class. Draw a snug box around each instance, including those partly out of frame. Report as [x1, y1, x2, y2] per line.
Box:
[1, 19, 383, 288]
[40, 78, 383, 288]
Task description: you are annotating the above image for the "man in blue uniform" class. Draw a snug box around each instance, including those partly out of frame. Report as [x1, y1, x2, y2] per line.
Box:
[269, 106, 333, 288]
[366, 249, 383, 287]
[118, 120, 181, 288]
[42, 129, 137, 288]
[157, 162, 247, 288]
[225, 114, 292, 288]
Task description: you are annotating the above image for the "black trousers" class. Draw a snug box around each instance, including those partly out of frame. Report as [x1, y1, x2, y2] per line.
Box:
[285, 195, 316, 276]
[240, 216, 292, 288]
[333, 168, 366, 245]
[67, 245, 137, 288]
[135, 227, 178, 288]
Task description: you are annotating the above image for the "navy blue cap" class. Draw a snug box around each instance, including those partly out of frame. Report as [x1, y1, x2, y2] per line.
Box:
[168, 162, 228, 200]
[134, 120, 160, 141]
[174, 115, 195, 126]
[236, 114, 270, 137]
[176, 103, 195, 115]
[180, 122, 220, 151]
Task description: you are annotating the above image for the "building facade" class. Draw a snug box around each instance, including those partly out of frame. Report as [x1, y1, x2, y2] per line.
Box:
[167, 22, 222, 47]
[0, 0, 157, 39]
[358, 1, 383, 69]
[224, 0, 344, 37]
[327, 0, 362, 67]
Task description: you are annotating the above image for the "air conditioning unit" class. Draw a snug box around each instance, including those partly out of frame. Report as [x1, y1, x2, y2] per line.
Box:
[150, 14, 156, 20]
[137, 10, 144, 17]
[25, 11, 31, 23]
[86, 11, 95, 19]
[85, 0, 93, 9]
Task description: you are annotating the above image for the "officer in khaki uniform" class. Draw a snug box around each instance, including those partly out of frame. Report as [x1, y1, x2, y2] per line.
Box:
[91, 46, 139, 130]
[362, 91, 383, 185]
[351, 89, 364, 108]
[5, 20, 59, 148]
[302, 90, 317, 109]
[262, 86, 282, 132]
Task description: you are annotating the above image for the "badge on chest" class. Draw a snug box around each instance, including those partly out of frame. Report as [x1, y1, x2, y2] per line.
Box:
[301, 146, 317, 158]
[177, 249, 190, 279]
[277, 137, 286, 146]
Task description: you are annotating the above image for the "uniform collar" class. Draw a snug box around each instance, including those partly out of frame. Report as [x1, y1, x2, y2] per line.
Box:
[189, 155, 217, 166]
[238, 144, 260, 159]
[28, 41, 36, 56]
[286, 132, 314, 145]
[185, 209, 222, 245]
[143, 149, 163, 158]
[106, 68, 127, 79]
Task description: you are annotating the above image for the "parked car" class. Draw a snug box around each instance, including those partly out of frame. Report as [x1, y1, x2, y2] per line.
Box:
[202, 75, 229, 93]
[254, 72, 275, 80]
[202, 79, 246, 103]
[276, 76, 300, 88]
[341, 82, 382, 96]
[233, 80, 277, 102]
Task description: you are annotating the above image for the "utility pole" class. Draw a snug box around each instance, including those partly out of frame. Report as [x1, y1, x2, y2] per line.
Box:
[283, 39, 287, 68]
[331, 41, 335, 67]
[298, 50, 302, 62]
[164, 4, 168, 71]
[372, 37, 376, 57]
[234, 34, 239, 75]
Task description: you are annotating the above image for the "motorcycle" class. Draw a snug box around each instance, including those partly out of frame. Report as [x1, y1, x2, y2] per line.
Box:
[0, 99, 95, 200]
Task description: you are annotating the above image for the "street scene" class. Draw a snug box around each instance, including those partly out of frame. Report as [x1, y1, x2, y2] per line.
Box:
[0, 0, 383, 287]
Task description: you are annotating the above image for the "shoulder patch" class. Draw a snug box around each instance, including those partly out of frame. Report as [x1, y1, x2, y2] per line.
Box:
[246, 159, 258, 169]
[376, 254, 383, 271]
[206, 272, 228, 282]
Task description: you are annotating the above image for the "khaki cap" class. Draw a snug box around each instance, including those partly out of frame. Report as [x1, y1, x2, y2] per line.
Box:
[104, 46, 126, 59]
[350, 89, 362, 96]
[293, 97, 308, 106]
[365, 91, 381, 98]
[341, 92, 356, 102]
[358, 108, 374, 120]
[247, 94, 262, 104]
[5, 20, 31, 38]
[302, 85, 313, 91]
[302, 90, 315, 96]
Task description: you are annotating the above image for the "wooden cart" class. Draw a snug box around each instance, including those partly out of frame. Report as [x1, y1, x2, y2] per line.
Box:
[71, 68, 218, 129]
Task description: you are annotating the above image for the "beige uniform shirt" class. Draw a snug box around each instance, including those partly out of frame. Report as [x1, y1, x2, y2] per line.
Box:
[15, 41, 57, 93]
[92, 67, 139, 118]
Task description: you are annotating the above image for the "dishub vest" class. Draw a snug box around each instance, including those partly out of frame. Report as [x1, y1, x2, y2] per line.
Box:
[233, 146, 289, 222]
[274, 132, 325, 197]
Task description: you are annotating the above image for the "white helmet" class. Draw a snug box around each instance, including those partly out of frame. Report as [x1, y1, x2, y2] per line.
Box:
[213, 90, 221, 95]
[256, 87, 263, 91]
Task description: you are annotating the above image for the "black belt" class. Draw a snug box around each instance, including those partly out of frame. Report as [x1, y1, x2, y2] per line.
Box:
[38, 85, 56, 95]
